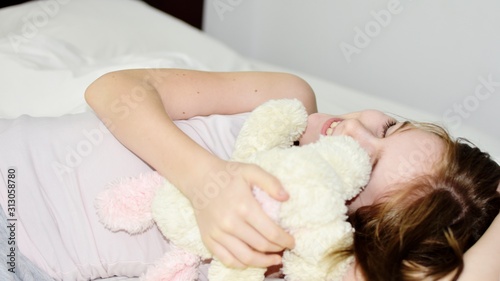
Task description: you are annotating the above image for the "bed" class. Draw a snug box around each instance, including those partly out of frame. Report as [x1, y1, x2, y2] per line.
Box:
[0, 0, 498, 280]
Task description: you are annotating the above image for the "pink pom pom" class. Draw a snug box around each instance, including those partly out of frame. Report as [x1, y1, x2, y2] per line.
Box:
[95, 172, 164, 234]
[141, 247, 201, 281]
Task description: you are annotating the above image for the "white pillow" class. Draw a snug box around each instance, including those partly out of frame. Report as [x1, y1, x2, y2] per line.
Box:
[0, 0, 249, 69]
[0, 0, 253, 118]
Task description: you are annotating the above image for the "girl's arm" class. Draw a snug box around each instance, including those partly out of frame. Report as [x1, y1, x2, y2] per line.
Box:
[85, 68, 317, 268]
[457, 212, 500, 280]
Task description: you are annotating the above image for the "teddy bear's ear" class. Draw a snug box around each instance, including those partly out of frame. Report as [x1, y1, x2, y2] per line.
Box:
[232, 99, 308, 161]
[95, 172, 164, 234]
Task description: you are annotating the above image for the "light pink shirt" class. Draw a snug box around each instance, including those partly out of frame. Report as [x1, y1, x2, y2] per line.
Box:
[0, 111, 248, 280]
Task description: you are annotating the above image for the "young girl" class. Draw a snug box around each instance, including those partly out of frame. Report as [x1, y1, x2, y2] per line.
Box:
[85, 68, 500, 281]
[1, 68, 497, 281]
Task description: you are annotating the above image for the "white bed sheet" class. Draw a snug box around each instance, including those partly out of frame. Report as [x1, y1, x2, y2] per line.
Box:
[0, 0, 498, 280]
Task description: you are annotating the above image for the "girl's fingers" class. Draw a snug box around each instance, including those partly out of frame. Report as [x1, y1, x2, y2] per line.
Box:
[206, 239, 246, 269]
[211, 232, 282, 268]
[242, 165, 295, 249]
[245, 165, 290, 201]
[220, 212, 285, 253]
[244, 201, 295, 250]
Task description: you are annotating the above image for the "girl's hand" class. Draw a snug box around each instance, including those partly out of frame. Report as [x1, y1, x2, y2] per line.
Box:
[187, 160, 295, 269]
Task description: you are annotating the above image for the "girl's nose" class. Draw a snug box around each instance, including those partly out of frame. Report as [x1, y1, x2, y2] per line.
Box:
[339, 119, 379, 166]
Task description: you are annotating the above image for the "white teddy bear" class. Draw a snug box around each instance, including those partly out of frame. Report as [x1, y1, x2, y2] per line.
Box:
[95, 99, 371, 281]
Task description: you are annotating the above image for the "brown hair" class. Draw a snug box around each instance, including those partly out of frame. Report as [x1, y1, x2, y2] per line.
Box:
[329, 124, 500, 281]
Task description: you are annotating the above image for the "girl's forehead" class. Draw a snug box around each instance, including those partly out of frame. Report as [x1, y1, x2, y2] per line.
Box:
[380, 128, 444, 185]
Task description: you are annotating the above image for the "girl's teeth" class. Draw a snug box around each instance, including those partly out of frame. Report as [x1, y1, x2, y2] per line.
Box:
[330, 121, 339, 129]
[326, 121, 340, 135]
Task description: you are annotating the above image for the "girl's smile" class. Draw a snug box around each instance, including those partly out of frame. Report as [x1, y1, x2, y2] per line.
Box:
[321, 118, 344, 136]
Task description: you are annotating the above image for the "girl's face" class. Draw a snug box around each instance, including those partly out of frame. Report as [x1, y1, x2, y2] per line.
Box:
[299, 110, 444, 212]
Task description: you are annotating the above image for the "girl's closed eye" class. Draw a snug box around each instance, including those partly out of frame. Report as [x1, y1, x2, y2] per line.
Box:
[382, 119, 397, 137]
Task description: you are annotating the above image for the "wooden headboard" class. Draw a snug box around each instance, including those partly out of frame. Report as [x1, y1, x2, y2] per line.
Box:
[0, 0, 204, 29]
[0, 0, 28, 9]
[143, 0, 204, 29]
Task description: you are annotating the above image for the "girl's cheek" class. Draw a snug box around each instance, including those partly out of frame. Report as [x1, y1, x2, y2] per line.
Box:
[300, 115, 323, 145]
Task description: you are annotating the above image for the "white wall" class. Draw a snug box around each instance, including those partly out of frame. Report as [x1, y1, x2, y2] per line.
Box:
[203, 0, 499, 147]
